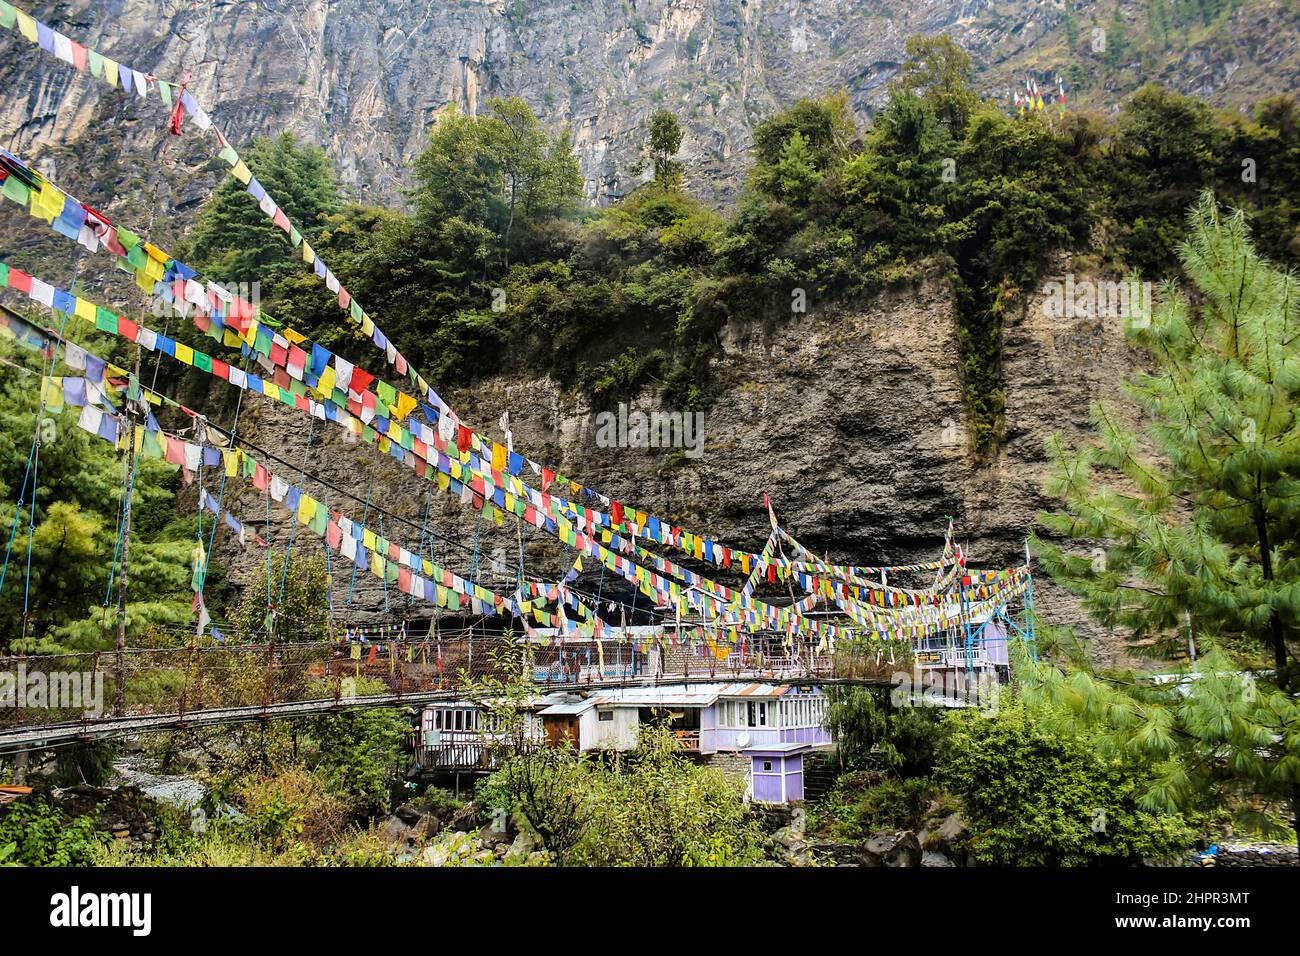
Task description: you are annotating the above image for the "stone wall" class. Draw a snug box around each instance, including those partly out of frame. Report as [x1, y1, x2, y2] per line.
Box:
[1213, 843, 1299, 867]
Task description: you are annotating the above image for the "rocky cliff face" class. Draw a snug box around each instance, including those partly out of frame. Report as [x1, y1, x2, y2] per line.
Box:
[2, 0, 1296, 211]
[221, 262, 1149, 665]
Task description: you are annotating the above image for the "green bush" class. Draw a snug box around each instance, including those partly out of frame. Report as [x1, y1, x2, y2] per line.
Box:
[812, 772, 938, 842]
[0, 795, 108, 866]
[937, 702, 1195, 866]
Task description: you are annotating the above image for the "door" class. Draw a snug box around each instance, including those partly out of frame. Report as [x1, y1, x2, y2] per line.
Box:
[543, 715, 581, 749]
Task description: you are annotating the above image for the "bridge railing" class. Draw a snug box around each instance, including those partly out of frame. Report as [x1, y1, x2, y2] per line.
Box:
[0, 633, 912, 734]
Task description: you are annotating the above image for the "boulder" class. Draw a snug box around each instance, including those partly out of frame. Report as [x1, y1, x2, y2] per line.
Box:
[506, 828, 541, 859]
[921, 850, 956, 867]
[771, 825, 806, 850]
[936, 812, 968, 855]
[865, 830, 922, 867]
[377, 815, 418, 847]
[412, 812, 442, 841]
[393, 802, 423, 826]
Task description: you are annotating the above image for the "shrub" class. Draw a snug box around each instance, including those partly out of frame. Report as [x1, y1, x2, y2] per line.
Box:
[937, 702, 1194, 866]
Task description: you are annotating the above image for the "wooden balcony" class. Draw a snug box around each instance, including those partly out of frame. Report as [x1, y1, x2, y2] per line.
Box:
[673, 729, 701, 752]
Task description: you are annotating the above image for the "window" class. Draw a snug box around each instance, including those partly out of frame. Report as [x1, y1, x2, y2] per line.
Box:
[747, 701, 768, 727]
[762, 761, 773, 772]
[598, 710, 614, 722]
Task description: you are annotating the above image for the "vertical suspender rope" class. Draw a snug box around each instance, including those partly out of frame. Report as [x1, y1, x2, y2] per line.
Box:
[275, 414, 315, 617]
[0, 442, 37, 599]
[197, 377, 247, 596]
[264, 485, 272, 619]
[377, 512, 388, 614]
[346, 482, 372, 607]
[101, 444, 130, 611]
[407, 491, 432, 620]
[20, 304, 72, 634]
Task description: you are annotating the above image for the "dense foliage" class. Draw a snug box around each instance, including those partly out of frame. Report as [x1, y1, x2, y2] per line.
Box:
[480, 724, 767, 866]
[0, 335, 193, 654]
[939, 702, 1194, 866]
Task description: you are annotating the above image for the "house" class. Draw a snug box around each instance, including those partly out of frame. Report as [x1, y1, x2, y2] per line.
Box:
[413, 681, 833, 804]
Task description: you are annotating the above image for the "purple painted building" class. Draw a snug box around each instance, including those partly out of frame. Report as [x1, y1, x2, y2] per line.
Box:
[416, 681, 833, 804]
[748, 743, 811, 803]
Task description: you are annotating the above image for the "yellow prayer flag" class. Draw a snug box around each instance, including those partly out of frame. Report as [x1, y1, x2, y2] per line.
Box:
[223, 450, 238, 478]
[16, 10, 37, 41]
[301, 241, 314, 264]
[394, 392, 417, 421]
[284, 328, 308, 344]
[231, 160, 251, 185]
[74, 297, 95, 322]
[361, 314, 374, 336]
[31, 181, 64, 222]
[174, 343, 195, 366]
[104, 58, 119, 88]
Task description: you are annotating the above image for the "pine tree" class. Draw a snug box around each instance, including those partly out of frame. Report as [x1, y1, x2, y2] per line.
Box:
[1035, 193, 1300, 680]
[1032, 192, 1300, 845]
[185, 132, 342, 301]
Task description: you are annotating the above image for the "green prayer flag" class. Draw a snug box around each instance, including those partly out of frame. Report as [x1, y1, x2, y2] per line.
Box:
[116, 226, 140, 252]
[0, 2, 15, 29]
[158, 81, 173, 107]
[125, 244, 147, 270]
[218, 146, 238, 165]
[289, 225, 302, 246]
[193, 351, 213, 373]
[142, 428, 163, 459]
[95, 307, 117, 334]
[88, 48, 103, 78]
[0, 263, 8, 287]
[2, 174, 30, 205]
[350, 301, 363, 322]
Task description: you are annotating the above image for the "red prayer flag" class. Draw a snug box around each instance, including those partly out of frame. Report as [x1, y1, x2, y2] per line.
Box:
[7, 268, 32, 294]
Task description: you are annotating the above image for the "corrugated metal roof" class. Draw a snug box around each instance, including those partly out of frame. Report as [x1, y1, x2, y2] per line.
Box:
[538, 699, 598, 715]
[586, 683, 731, 707]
